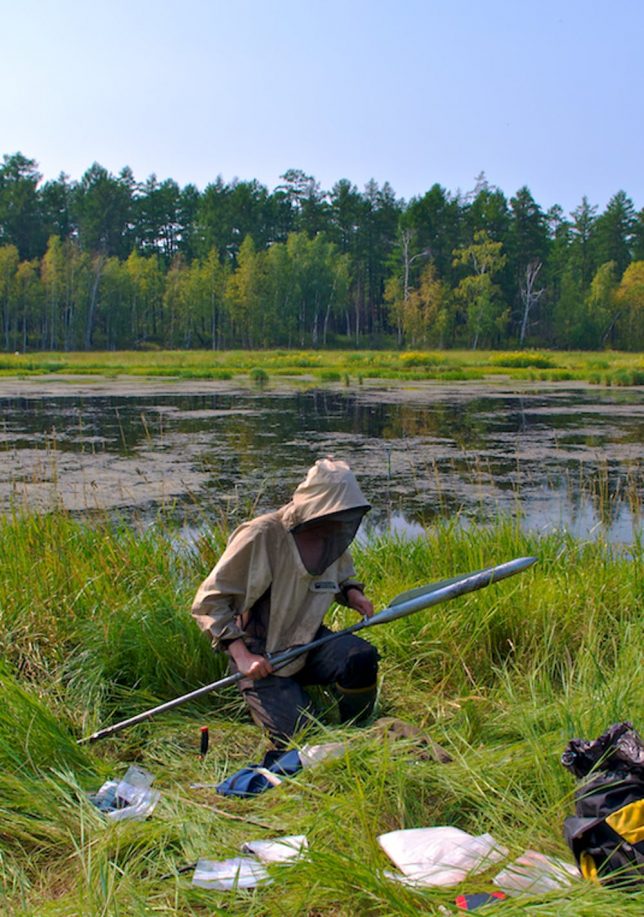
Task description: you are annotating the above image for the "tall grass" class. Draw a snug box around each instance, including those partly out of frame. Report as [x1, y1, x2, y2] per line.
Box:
[1, 348, 643, 386]
[0, 511, 642, 914]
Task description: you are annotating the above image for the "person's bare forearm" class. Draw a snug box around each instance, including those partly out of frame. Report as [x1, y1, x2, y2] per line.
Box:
[346, 586, 374, 617]
[228, 638, 273, 679]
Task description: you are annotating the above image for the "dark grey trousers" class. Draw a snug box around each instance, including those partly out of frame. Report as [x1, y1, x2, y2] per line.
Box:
[234, 626, 379, 747]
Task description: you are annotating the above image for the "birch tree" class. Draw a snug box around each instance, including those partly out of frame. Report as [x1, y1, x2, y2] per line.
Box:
[453, 231, 507, 349]
[0, 244, 19, 350]
[41, 235, 66, 348]
[614, 260, 644, 349]
[518, 260, 544, 346]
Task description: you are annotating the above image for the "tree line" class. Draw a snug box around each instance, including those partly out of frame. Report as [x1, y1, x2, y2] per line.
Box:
[1, 152, 643, 352]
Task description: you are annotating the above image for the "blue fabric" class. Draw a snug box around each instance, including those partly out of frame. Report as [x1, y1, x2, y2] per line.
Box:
[455, 892, 507, 910]
[216, 749, 303, 797]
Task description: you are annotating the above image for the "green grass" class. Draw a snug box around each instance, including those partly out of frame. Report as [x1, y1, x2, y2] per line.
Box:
[0, 348, 643, 386]
[0, 511, 642, 914]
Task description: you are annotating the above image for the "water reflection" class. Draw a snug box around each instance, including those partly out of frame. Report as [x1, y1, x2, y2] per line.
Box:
[1, 384, 641, 543]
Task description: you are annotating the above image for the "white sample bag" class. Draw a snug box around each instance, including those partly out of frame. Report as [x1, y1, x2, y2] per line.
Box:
[242, 835, 308, 863]
[192, 857, 270, 890]
[379, 826, 508, 887]
[191, 835, 308, 891]
[299, 742, 347, 767]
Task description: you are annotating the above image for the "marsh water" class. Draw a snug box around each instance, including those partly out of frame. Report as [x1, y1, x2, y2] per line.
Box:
[1, 378, 642, 543]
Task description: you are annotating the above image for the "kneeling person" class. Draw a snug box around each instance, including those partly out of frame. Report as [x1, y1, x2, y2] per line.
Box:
[191, 458, 379, 747]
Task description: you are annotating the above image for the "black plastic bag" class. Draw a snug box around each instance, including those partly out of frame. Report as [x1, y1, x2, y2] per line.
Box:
[562, 722, 644, 889]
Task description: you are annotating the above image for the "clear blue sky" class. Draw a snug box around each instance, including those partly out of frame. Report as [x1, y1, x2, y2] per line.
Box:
[2, 0, 642, 213]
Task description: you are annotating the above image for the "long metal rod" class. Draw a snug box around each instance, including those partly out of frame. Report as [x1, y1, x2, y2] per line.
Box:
[79, 555, 536, 744]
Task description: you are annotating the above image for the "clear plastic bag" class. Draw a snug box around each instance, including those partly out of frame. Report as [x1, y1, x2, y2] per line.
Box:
[192, 857, 271, 890]
[493, 850, 580, 896]
[299, 742, 346, 767]
[88, 766, 160, 821]
[242, 835, 308, 863]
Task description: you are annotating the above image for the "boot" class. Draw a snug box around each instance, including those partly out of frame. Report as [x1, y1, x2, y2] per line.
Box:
[336, 681, 377, 725]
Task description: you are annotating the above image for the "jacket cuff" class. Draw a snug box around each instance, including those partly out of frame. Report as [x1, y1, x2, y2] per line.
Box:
[337, 581, 365, 606]
[210, 623, 245, 652]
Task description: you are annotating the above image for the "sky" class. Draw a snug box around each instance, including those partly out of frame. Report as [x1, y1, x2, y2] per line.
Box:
[2, 0, 643, 214]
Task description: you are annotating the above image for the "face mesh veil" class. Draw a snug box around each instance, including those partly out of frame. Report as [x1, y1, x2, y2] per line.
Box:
[291, 507, 368, 576]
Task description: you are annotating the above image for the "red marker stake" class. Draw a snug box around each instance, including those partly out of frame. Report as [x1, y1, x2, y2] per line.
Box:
[199, 726, 209, 759]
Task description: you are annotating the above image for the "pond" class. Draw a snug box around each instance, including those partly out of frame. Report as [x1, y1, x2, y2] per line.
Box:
[1, 377, 642, 543]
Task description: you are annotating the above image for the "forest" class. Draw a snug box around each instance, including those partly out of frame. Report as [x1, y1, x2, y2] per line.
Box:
[0, 152, 643, 352]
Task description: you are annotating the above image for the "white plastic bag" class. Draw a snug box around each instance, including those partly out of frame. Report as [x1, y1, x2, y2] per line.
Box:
[190, 835, 307, 892]
[242, 835, 308, 863]
[299, 742, 346, 767]
[493, 850, 580, 896]
[379, 826, 508, 888]
[192, 856, 270, 890]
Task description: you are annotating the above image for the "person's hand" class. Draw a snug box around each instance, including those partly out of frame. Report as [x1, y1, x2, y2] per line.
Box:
[228, 640, 273, 679]
[242, 654, 273, 679]
[346, 587, 374, 618]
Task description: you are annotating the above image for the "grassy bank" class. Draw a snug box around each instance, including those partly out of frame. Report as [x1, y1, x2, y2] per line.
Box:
[1, 511, 642, 914]
[1, 348, 643, 387]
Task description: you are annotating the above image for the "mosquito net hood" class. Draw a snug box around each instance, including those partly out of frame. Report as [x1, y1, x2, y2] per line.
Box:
[283, 458, 371, 576]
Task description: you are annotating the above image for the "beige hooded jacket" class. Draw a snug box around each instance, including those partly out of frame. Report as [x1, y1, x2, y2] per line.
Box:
[191, 459, 370, 676]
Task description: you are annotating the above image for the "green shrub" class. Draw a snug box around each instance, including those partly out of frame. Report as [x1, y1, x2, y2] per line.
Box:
[249, 367, 269, 387]
[610, 368, 644, 386]
[400, 352, 446, 368]
[490, 352, 554, 369]
[290, 357, 322, 368]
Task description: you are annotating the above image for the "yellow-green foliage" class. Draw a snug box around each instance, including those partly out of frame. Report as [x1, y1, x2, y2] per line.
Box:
[489, 351, 554, 369]
[0, 348, 643, 385]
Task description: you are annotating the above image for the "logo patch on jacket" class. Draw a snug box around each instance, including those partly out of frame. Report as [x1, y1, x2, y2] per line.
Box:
[309, 580, 339, 593]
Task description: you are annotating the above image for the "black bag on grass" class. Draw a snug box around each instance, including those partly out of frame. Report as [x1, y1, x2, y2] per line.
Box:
[561, 722, 644, 888]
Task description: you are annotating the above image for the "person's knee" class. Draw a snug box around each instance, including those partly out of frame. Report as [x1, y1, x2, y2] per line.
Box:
[242, 677, 315, 747]
[336, 641, 379, 690]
